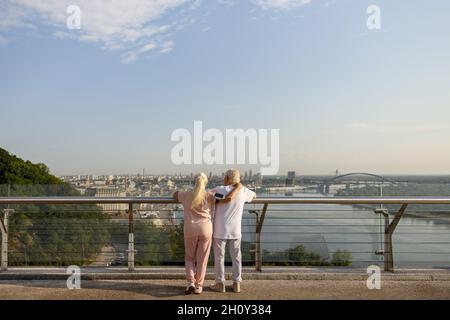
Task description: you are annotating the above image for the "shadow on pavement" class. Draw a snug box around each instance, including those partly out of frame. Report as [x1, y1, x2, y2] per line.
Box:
[0, 280, 190, 298]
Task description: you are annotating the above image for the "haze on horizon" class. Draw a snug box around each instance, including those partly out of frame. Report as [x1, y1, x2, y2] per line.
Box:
[1, 0, 450, 176]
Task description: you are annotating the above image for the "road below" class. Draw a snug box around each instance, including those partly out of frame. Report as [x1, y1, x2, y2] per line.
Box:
[88, 246, 116, 267]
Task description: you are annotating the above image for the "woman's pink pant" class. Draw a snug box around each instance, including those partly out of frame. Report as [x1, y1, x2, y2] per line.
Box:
[184, 234, 212, 288]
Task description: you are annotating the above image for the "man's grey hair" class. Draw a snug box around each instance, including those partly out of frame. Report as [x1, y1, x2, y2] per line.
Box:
[225, 169, 241, 185]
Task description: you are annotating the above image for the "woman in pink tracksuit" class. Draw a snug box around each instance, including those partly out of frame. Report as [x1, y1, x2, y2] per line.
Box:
[173, 173, 215, 295]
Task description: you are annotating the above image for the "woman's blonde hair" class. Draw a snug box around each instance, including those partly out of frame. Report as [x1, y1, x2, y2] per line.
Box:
[191, 172, 208, 209]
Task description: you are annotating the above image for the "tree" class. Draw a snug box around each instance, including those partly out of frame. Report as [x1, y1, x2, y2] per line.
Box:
[1, 147, 110, 266]
[331, 250, 352, 266]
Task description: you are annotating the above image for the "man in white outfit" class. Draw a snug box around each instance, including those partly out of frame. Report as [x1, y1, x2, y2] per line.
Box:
[210, 169, 256, 293]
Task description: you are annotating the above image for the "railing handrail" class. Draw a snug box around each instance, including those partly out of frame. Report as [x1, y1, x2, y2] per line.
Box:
[0, 196, 450, 205]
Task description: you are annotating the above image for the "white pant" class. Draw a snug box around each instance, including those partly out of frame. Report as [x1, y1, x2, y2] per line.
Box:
[213, 238, 242, 283]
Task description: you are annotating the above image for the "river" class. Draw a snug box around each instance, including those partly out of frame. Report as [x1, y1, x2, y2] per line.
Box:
[240, 192, 450, 268]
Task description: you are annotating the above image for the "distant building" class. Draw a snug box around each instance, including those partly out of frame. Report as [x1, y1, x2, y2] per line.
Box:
[286, 171, 296, 187]
[86, 187, 127, 212]
[93, 180, 106, 186]
[254, 173, 262, 186]
[165, 179, 175, 190]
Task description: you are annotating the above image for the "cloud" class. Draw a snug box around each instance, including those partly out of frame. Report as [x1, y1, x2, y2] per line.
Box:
[253, 0, 313, 10]
[0, 0, 197, 62]
[120, 40, 176, 63]
[121, 42, 156, 64]
[0, 2, 29, 30]
[159, 40, 175, 53]
[0, 0, 314, 62]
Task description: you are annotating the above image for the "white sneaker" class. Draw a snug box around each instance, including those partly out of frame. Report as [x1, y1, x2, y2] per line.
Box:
[232, 282, 241, 293]
[210, 282, 226, 293]
[194, 287, 203, 294]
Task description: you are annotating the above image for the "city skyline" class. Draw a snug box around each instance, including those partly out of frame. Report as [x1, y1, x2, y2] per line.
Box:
[1, 0, 450, 175]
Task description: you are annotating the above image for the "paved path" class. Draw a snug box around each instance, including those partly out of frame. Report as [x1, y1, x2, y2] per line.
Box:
[88, 246, 116, 267]
[1, 279, 450, 300]
[1, 267, 449, 299]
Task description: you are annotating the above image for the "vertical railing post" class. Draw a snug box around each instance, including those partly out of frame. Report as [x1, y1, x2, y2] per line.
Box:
[375, 208, 390, 271]
[384, 204, 408, 273]
[253, 204, 268, 272]
[127, 203, 135, 271]
[384, 220, 393, 272]
[375, 203, 408, 272]
[255, 213, 261, 272]
[1, 209, 13, 271]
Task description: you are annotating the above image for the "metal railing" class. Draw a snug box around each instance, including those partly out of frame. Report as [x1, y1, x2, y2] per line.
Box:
[1, 196, 450, 273]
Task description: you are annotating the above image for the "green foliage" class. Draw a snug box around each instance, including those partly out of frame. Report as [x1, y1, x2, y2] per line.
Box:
[262, 245, 352, 267]
[7, 204, 110, 266]
[168, 222, 185, 264]
[0, 147, 110, 266]
[0, 147, 62, 185]
[331, 249, 352, 266]
[135, 222, 174, 265]
[263, 245, 328, 266]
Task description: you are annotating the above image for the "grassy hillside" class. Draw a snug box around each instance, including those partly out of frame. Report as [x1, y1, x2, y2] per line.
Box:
[0, 147, 110, 266]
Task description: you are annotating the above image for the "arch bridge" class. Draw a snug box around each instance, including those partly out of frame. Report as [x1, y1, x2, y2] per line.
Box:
[319, 172, 396, 195]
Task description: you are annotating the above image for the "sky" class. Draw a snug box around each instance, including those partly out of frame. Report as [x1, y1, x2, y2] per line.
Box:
[1, 0, 450, 176]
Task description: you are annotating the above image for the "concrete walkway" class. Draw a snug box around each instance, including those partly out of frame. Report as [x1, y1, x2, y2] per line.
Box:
[1, 279, 450, 300]
[1, 267, 449, 299]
